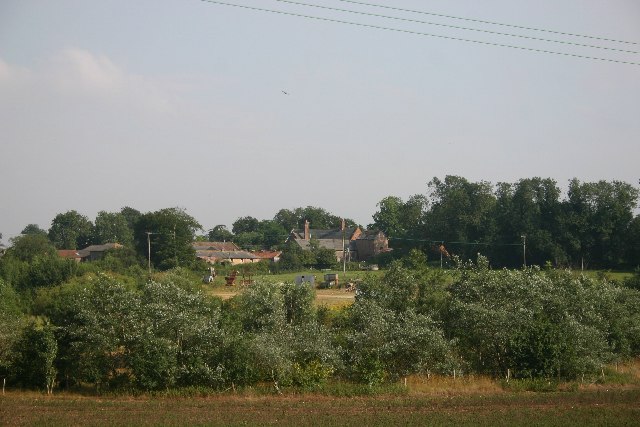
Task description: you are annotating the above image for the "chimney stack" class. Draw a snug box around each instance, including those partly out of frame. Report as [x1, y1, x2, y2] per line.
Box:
[304, 220, 310, 240]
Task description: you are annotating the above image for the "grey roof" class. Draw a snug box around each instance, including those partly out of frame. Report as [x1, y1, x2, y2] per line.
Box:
[195, 250, 259, 260]
[356, 230, 384, 240]
[192, 241, 240, 251]
[78, 243, 122, 256]
[295, 238, 347, 252]
[291, 228, 359, 241]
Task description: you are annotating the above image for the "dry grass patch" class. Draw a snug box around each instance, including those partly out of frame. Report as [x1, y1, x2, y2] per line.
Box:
[406, 374, 503, 396]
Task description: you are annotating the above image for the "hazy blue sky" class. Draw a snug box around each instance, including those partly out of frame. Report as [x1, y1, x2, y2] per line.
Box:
[1, 0, 639, 240]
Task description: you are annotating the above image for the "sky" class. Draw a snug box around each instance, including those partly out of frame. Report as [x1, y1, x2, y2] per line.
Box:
[1, 0, 639, 241]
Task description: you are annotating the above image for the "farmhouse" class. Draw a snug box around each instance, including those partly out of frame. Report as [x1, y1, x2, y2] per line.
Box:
[288, 221, 389, 262]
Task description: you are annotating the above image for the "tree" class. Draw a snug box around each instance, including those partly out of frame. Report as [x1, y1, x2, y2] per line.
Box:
[93, 211, 134, 246]
[20, 224, 48, 237]
[208, 225, 234, 242]
[12, 321, 58, 393]
[446, 263, 617, 379]
[424, 176, 496, 260]
[562, 179, 639, 268]
[273, 209, 300, 231]
[7, 234, 56, 262]
[273, 207, 356, 231]
[120, 207, 141, 231]
[2, 236, 79, 290]
[370, 195, 428, 255]
[232, 216, 260, 235]
[371, 196, 404, 237]
[0, 279, 24, 392]
[48, 210, 94, 249]
[493, 178, 564, 267]
[626, 215, 640, 267]
[258, 220, 288, 249]
[134, 208, 202, 270]
[339, 300, 453, 384]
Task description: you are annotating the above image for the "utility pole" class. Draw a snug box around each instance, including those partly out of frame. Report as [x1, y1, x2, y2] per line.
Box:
[342, 218, 346, 273]
[521, 234, 527, 268]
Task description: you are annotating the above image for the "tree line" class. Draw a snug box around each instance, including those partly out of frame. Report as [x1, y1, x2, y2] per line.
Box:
[1, 256, 639, 393]
[371, 176, 640, 269]
[1, 176, 639, 272]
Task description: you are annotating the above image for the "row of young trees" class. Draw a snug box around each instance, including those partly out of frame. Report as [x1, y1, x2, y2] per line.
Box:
[371, 176, 640, 269]
[2, 257, 639, 393]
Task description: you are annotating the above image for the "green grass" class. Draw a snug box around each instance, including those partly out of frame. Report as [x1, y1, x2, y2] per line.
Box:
[576, 270, 634, 283]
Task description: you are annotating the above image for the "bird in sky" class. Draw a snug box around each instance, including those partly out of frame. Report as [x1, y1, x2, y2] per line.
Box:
[282, 90, 289, 95]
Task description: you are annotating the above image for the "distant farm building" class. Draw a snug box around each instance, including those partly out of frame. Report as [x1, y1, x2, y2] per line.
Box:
[288, 221, 390, 262]
[193, 241, 260, 265]
[58, 243, 123, 262]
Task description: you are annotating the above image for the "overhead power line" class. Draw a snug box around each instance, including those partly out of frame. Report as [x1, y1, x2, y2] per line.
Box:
[274, 0, 638, 54]
[201, 0, 640, 66]
[338, 0, 638, 46]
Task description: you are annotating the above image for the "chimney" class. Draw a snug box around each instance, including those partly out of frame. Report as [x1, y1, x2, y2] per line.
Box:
[304, 220, 310, 240]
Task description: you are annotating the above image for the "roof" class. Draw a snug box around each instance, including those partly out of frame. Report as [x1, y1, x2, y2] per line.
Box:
[294, 238, 348, 252]
[251, 250, 282, 259]
[290, 228, 360, 241]
[356, 230, 386, 240]
[57, 249, 83, 259]
[195, 250, 259, 260]
[192, 241, 240, 251]
[77, 243, 123, 256]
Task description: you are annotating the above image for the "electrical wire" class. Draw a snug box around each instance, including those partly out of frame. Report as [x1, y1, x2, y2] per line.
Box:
[337, 0, 638, 46]
[273, 0, 638, 54]
[200, 0, 640, 66]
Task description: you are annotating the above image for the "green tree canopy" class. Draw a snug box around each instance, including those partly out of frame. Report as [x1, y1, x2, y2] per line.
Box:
[424, 176, 496, 260]
[134, 208, 202, 270]
[48, 210, 94, 250]
[7, 234, 56, 262]
[20, 224, 48, 237]
[208, 225, 234, 242]
[562, 179, 639, 268]
[93, 211, 134, 246]
[273, 207, 356, 231]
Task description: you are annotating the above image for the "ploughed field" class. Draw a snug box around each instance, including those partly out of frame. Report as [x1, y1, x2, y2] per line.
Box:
[2, 386, 639, 426]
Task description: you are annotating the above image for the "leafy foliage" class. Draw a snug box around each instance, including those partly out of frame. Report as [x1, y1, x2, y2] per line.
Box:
[134, 208, 202, 270]
[11, 321, 58, 391]
[48, 210, 94, 250]
[446, 261, 626, 379]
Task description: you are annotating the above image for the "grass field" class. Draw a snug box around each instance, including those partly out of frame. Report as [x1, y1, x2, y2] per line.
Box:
[203, 270, 384, 307]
